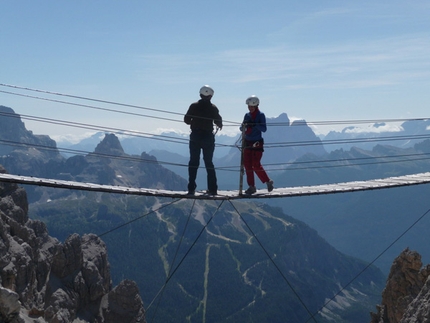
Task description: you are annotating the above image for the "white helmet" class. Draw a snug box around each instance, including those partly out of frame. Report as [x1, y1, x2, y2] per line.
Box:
[246, 95, 259, 107]
[199, 85, 214, 97]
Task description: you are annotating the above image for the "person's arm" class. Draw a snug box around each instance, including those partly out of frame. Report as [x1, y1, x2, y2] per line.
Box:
[184, 105, 194, 125]
[213, 107, 223, 129]
[255, 113, 267, 133]
[240, 113, 249, 131]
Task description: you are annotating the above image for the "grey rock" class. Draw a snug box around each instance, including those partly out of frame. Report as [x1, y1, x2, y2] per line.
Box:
[0, 287, 21, 321]
[0, 165, 146, 323]
[101, 280, 145, 323]
[371, 248, 430, 323]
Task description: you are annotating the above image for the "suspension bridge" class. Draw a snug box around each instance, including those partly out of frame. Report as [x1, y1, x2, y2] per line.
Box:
[2, 171, 430, 200]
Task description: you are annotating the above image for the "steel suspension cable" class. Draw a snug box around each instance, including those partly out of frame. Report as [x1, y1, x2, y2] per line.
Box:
[149, 198, 197, 322]
[27, 197, 183, 286]
[147, 200, 225, 317]
[3, 83, 429, 128]
[228, 200, 318, 323]
[4, 136, 430, 175]
[98, 198, 182, 239]
[305, 205, 430, 323]
[0, 85, 240, 126]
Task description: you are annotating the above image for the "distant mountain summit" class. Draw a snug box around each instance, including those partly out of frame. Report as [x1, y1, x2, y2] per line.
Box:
[218, 112, 326, 166]
[0, 105, 58, 158]
[265, 113, 326, 162]
[94, 133, 125, 156]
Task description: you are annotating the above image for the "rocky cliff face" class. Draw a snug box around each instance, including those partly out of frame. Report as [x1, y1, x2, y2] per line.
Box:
[0, 165, 146, 323]
[370, 248, 430, 323]
[0, 106, 64, 178]
[0, 106, 58, 157]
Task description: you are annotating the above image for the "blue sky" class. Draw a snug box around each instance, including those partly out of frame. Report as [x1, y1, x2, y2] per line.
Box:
[2, 1, 430, 140]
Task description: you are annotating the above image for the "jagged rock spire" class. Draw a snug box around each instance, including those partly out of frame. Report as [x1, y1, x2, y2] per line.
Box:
[0, 165, 146, 323]
[94, 133, 125, 156]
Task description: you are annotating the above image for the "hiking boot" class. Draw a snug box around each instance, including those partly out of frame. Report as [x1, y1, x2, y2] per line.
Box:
[244, 186, 257, 195]
[266, 180, 274, 192]
[205, 190, 217, 195]
[187, 184, 196, 196]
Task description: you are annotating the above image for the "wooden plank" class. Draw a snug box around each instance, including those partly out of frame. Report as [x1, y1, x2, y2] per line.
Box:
[1, 172, 430, 200]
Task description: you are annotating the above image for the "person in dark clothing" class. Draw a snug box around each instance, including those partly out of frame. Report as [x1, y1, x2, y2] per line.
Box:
[240, 95, 274, 195]
[184, 85, 223, 195]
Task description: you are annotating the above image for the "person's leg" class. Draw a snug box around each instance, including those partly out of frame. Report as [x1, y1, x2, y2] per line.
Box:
[202, 133, 217, 193]
[188, 133, 201, 193]
[251, 150, 270, 184]
[243, 148, 255, 187]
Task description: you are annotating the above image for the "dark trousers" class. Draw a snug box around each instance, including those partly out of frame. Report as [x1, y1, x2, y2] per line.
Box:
[188, 131, 217, 192]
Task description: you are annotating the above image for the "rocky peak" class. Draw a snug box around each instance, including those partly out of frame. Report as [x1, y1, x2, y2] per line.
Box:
[264, 113, 326, 161]
[275, 112, 290, 125]
[0, 106, 63, 180]
[0, 106, 29, 142]
[370, 248, 430, 323]
[0, 106, 58, 156]
[94, 133, 125, 156]
[0, 165, 146, 323]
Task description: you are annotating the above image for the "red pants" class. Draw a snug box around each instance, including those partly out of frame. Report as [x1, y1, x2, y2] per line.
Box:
[243, 148, 270, 187]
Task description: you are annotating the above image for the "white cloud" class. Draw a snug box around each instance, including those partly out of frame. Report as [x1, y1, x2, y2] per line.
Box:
[136, 33, 430, 92]
[343, 123, 404, 134]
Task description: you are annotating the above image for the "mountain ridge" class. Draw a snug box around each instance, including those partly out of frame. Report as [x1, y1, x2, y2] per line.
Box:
[0, 104, 389, 322]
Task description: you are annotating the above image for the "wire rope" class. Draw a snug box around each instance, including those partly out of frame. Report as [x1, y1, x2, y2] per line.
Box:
[3, 88, 430, 155]
[4, 136, 430, 175]
[98, 198, 182, 239]
[0, 109, 235, 150]
[305, 205, 430, 323]
[147, 200, 225, 316]
[0, 86, 240, 126]
[2, 105, 430, 156]
[148, 198, 196, 323]
[19, 197, 183, 292]
[228, 200, 318, 323]
[2, 83, 429, 128]
[2, 100, 430, 153]
[0, 89, 185, 124]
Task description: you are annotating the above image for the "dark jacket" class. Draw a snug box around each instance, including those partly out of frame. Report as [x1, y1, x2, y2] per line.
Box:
[184, 99, 223, 133]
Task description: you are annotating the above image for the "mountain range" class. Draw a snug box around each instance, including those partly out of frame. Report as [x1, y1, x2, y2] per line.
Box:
[0, 104, 389, 322]
[321, 119, 430, 152]
[54, 111, 430, 190]
[3, 104, 430, 322]
[54, 112, 327, 190]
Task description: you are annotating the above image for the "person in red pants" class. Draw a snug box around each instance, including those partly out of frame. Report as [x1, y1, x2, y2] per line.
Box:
[240, 95, 274, 195]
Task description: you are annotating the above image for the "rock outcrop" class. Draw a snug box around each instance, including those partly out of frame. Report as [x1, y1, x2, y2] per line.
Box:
[0, 165, 146, 323]
[370, 248, 430, 323]
[0, 106, 63, 178]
